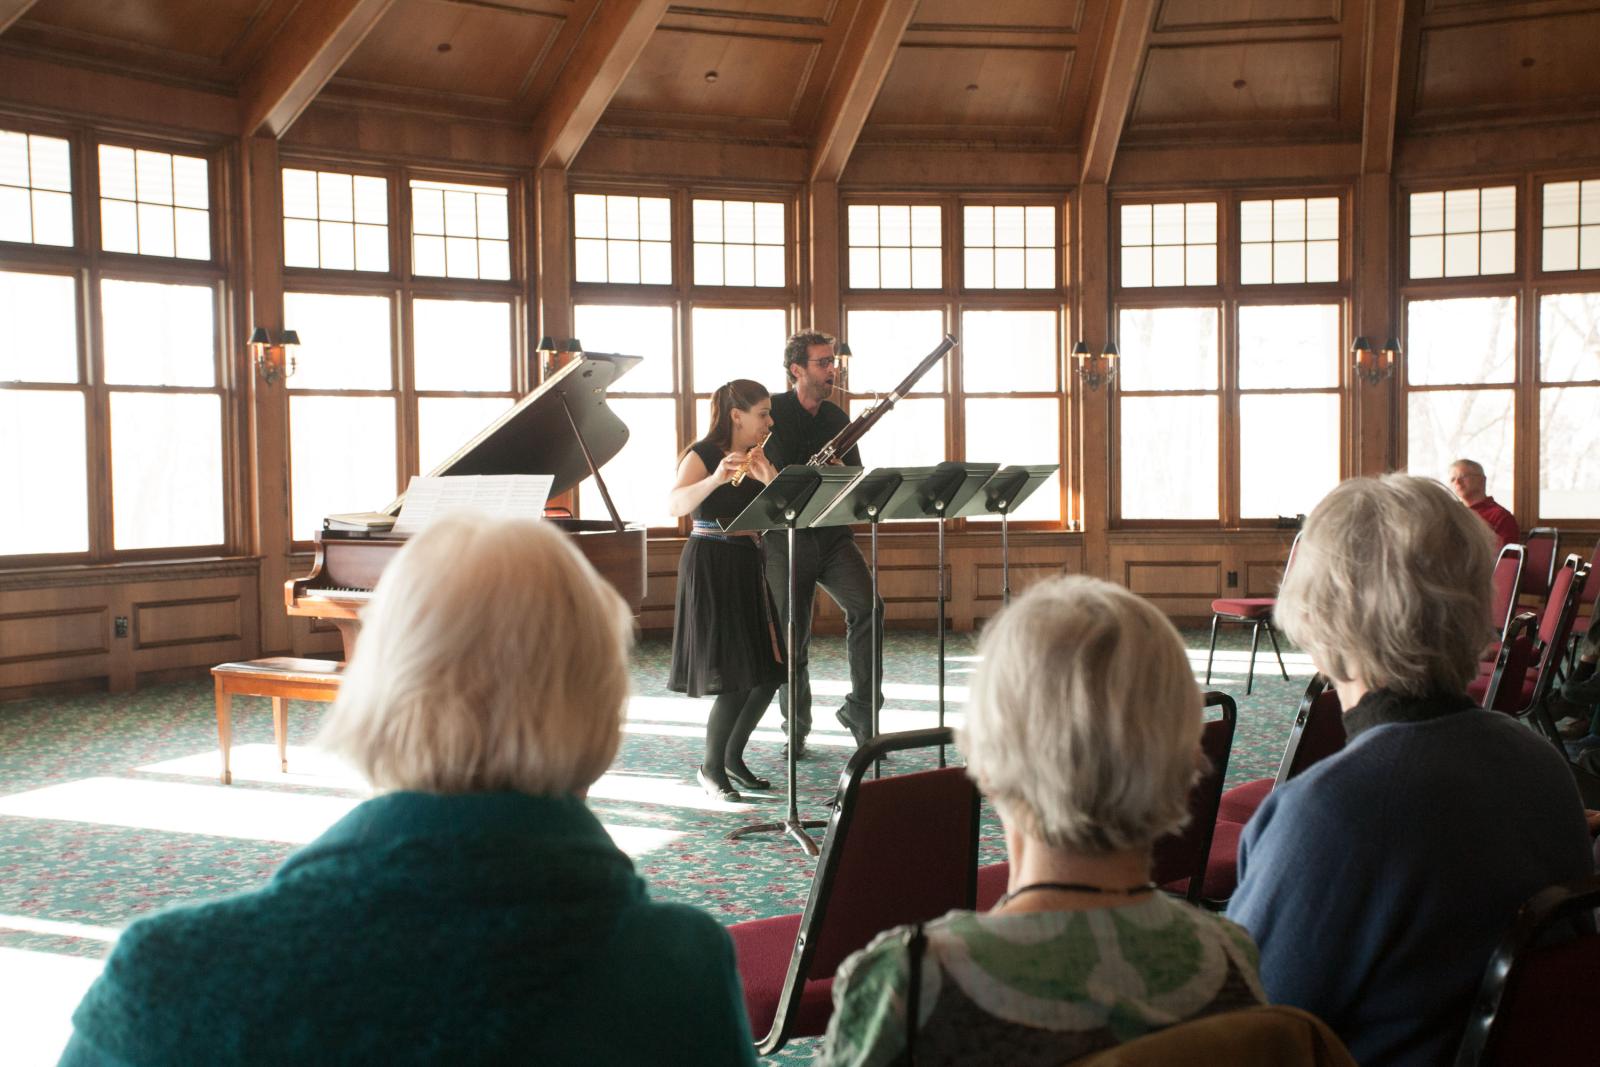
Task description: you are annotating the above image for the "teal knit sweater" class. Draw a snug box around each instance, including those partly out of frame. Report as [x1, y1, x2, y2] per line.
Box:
[60, 791, 757, 1066]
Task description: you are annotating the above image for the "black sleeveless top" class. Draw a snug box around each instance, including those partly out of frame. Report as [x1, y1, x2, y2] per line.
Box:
[687, 440, 764, 523]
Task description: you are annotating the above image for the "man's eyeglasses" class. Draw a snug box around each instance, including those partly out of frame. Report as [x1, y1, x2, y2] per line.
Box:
[807, 356, 844, 369]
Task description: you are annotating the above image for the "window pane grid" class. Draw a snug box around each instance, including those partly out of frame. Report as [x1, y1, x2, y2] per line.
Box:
[573, 193, 671, 285]
[1408, 185, 1516, 279]
[411, 179, 511, 281]
[0, 129, 73, 247]
[847, 204, 942, 289]
[283, 168, 390, 272]
[1119, 201, 1217, 288]
[1541, 180, 1600, 273]
[1239, 197, 1339, 285]
[692, 199, 784, 287]
[98, 144, 210, 260]
[963, 205, 1055, 289]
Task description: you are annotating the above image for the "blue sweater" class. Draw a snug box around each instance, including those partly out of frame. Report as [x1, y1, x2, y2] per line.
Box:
[60, 791, 757, 1067]
[1228, 693, 1591, 1067]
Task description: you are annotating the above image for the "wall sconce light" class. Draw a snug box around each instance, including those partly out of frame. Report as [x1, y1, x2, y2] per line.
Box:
[1352, 335, 1398, 386]
[249, 327, 299, 386]
[537, 336, 585, 377]
[1074, 339, 1117, 391]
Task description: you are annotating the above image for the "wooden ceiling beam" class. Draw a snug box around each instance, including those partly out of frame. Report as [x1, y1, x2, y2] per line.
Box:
[530, 0, 670, 171]
[1077, 0, 1157, 187]
[0, 1, 38, 36]
[238, 0, 397, 139]
[1360, 0, 1407, 175]
[808, 0, 918, 184]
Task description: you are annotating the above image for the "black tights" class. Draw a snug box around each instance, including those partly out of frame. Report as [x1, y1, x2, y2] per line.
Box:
[704, 683, 778, 783]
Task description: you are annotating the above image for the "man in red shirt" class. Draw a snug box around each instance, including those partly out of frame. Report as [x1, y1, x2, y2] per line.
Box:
[1448, 458, 1519, 548]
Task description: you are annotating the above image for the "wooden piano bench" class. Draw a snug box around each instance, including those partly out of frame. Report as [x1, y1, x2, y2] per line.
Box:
[210, 658, 345, 785]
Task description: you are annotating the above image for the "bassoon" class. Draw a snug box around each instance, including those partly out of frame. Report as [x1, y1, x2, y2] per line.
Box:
[807, 333, 957, 466]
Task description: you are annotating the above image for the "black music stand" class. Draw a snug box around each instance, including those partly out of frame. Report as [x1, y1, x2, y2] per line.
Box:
[721, 463, 862, 855]
[883, 461, 999, 766]
[950, 464, 1058, 607]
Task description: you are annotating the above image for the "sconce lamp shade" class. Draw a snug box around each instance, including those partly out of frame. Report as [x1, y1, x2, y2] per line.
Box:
[248, 327, 271, 346]
[1072, 341, 1091, 357]
[1101, 340, 1119, 359]
[1381, 336, 1401, 356]
[838, 342, 852, 357]
[561, 338, 582, 353]
[536, 335, 556, 352]
[279, 329, 300, 347]
[1351, 335, 1373, 354]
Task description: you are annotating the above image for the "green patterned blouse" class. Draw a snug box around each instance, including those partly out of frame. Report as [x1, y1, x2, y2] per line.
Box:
[822, 895, 1266, 1067]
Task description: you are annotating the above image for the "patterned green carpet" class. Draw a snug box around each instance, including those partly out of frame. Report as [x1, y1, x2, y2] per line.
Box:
[0, 627, 1313, 1064]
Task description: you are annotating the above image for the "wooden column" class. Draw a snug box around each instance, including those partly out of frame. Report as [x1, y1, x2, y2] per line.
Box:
[1074, 182, 1112, 581]
[806, 179, 840, 335]
[536, 166, 572, 379]
[1352, 171, 1397, 476]
[241, 134, 292, 654]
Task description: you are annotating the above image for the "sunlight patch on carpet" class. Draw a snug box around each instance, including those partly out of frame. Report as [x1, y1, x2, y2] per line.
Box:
[0, 947, 102, 1067]
[0, 915, 119, 943]
[138, 745, 368, 791]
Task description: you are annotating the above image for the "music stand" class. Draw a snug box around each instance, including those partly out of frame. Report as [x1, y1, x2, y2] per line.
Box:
[721, 464, 862, 855]
[950, 464, 1058, 607]
[883, 461, 999, 766]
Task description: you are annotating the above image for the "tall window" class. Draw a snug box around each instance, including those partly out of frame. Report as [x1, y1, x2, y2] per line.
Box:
[1114, 192, 1346, 525]
[2, 125, 228, 561]
[842, 196, 1066, 525]
[283, 163, 519, 542]
[569, 188, 794, 531]
[1537, 175, 1600, 519]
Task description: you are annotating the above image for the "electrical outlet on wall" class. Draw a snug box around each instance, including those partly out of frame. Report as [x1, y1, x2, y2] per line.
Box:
[114, 616, 129, 638]
[1226, 571, 1238, 588]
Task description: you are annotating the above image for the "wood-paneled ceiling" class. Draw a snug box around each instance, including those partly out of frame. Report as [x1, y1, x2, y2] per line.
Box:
[3, 0, 1600, 175]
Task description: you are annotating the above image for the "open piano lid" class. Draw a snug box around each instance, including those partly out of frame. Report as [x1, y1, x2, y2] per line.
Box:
[380, 351, 643, 516]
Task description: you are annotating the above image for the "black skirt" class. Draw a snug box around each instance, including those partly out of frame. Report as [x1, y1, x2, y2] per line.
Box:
[668, 535, 785, 697]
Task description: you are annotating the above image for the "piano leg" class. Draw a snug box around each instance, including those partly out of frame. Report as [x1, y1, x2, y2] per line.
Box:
[333, 620, 362, 662]
[213, 678, 232, 786]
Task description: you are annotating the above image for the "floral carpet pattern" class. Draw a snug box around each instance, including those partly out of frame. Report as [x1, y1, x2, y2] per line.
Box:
[0, 628, 1315, 1064]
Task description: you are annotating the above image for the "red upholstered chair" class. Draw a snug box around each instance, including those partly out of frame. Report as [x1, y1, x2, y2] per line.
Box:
[1519, 527, 1560, 599]
[728, 727, 979, 1056]
[1453, 874, 1600, 1067]
[1208, 676, 1345, 901]
[1482, 543, 1526, 664]
[1563, 536, 1600, 670]
[976, 693, 1237, 909]
[1479, 612, 1537, 714]
[1467, 556, 1590, 747]
[1205, 534, 1300, 695]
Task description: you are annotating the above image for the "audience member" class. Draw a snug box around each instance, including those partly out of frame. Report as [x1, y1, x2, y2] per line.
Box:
[59, 516, 758, 1066]
[667, 379, 782, 801]
[1447, 458, 1519, 547]
[1228, 474, 1590, 1067]
[823, 576, 1265, 1066]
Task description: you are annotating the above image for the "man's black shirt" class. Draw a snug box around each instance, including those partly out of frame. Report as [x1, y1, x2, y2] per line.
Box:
[766, 389, 862, 472]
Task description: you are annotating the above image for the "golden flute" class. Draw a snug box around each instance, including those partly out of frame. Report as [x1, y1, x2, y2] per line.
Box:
[730, 432, 772, 486]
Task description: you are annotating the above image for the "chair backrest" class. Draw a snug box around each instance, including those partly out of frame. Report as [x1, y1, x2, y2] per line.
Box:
[761, 728, 979, 1048]
[1487, 543, 1526, 653]
[1481, 612, 1538, 714]
[1151, 691, 1236, 903]
[1273, 674, 1347, 787]
[1454, 874, 1600, 1067]
[1519, 527, 1560, 598]
[1069, 1005, 1357, 1066]
[1525, 558, 1591, 746]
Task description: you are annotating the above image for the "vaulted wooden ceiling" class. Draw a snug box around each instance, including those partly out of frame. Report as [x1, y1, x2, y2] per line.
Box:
[3, 0, 1600, 178]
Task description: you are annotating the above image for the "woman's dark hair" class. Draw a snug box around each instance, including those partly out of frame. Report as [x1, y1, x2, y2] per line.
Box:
[689, 379, 769, 458]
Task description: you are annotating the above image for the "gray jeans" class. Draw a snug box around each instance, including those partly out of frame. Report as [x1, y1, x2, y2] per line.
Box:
[763, 528, 885, 737]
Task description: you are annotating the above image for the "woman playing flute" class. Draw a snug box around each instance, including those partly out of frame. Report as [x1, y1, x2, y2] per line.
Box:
[667, 379, 783, 801]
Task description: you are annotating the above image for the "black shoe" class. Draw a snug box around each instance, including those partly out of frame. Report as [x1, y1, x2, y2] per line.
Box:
[725, 764, 771, 791]
[696, 766, 741, 803]
[780, 736, 809, 760]
[836, 709, 872, 749]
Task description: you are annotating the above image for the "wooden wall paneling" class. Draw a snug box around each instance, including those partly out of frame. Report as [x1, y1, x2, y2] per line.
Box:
[573, 134, 808, 184]
[129, 576, 258, 678]
[640, 538, 683, 633]
[243, 136, 291, 655]
[530, 0, 671, 170]
[536, 167, 573, 360]
[970, 539, 1084, 626]
[283, 103, 536, 167]
[1412, 8, 1600, 125]
[841, 145, 1080, 188]
[809, 0, 919, 182]
[237, 0, 397, 138]
[807, 178, 840, 335]
[1114, 140, 1360, 188]
[1394, 117, 1600, 178]
[1129, 37, 1342, 132]
[0, 53, 239, 135]
[863, 43, 1073, 139]
[0, 588, 111, 690]
[606, 27, 818, 128]
[0, 0, 37, 35]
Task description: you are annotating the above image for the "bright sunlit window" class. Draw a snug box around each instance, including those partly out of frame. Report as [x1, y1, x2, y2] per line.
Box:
[844, 308, 947, 465]
[692, 198, 784, 287]
[1538, 291, 1600, 517]
[0, 128, 72, 247]
[1405, 294, 1517, 501]
[574, 193, 671, 285]
[963, 205, 1055, 289]
[411, 178, 510, 280]
[1120, 201, 1217, 287]
[1542, 179, 1600, 273]
[283, 167, 389, 272]
[1239, 197, 1338, 285]
[848, 204, 942, 289]
[1409, 185, 1516, 279]
[98, 144, 210, 260]
[1118, 306, 1221, 520]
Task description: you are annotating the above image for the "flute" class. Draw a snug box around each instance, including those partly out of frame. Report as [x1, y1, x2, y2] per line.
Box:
[730, 432, 771, 486]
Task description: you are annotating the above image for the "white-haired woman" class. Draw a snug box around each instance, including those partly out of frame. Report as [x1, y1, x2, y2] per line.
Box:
[823, 575, 1266, 1066]
[1228, 475, 1590, 1067]
[59, 516, 759, 1066]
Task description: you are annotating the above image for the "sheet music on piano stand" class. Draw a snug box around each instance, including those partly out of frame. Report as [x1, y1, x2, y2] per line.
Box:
[390, 474, 555, 537]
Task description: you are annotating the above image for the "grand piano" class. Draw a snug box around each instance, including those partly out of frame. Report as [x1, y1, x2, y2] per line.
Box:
[286, 352, 647, 659]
